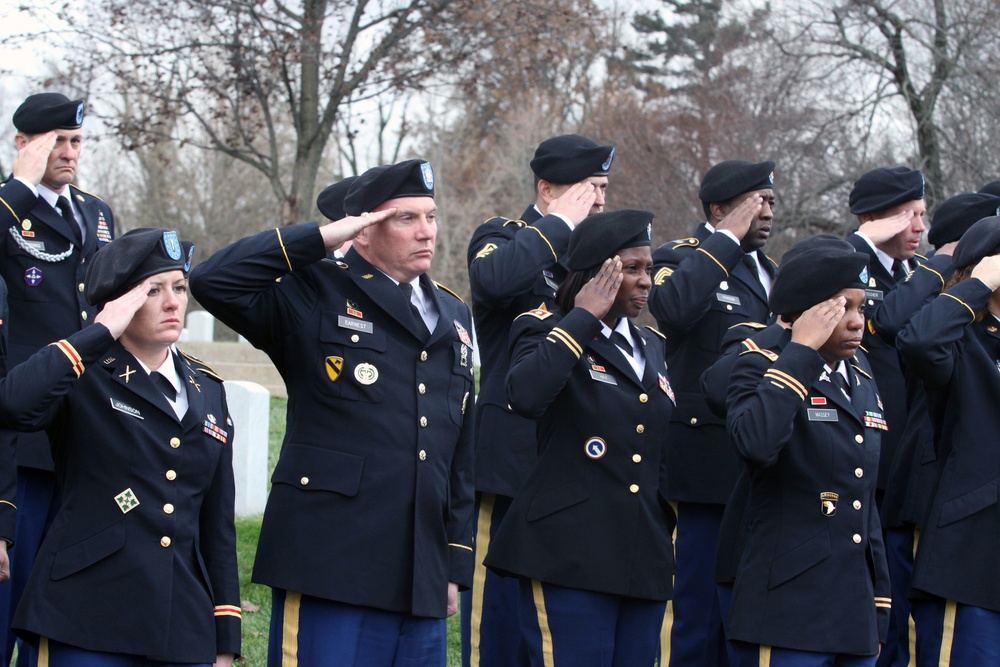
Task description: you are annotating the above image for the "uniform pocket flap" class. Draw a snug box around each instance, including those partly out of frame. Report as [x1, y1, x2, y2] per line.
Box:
[669, 392, 724, 427]
[319, 311, 387, 351]
[526, 475, 591, 522]
[50, 521, 126, 581]
[271, 443, 365, 497]
[767, 529, 831, 590]
[938, 480, 998, 527]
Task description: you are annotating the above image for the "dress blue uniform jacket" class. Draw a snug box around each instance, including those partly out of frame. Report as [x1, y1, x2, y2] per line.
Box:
[190, 223, 476, 618]
[896, 278, 1000, 612]
[0, 178, 114, 470]
[0, 278, 13, 542]
[467, 206, 569, 497]
[726, 334, 891, 654]
[0, 324, 240, 662]
[484, 307, 675, 600]
[847, 233, 925, 494]
[649, 223, 775, 503]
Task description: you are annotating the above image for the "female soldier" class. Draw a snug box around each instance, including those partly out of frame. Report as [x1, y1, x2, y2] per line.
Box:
[0, 228, 240, 666]
[725, 245, 890, 666]
[897, 215, 1000, 664]
[484, 209, 675, 666]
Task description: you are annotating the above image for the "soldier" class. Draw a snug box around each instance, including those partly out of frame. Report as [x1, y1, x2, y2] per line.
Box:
[726, 245, 890, 666]
[648, 159, 776, 667]
[0, 228, 239, 666]
[0, 92, 115, 665]
[463, 134, 609, 666]
[191, 159, 475, 665]
[486, 209, 675, 666]
[0, 279, 12, 585]
[897, 216, 1000, 664]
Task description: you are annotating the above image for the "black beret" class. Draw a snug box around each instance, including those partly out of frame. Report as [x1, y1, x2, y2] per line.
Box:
[979, 180, 1000, 197]
[698, 160, 775, 205]
[343, 159, 434, 217]
[85, 228, 194, 306]
[13, 93, 86, 134]
[316, 176, 358, 220]
[928, 192, 1000, 248]
[530, 134, 615, 184]
[848, 166, 924, 215]
[769, 247, 869, 317]
[567, 209, 653, 271]
[778, 234, 855, 268]
[952, 216, 1000, 270]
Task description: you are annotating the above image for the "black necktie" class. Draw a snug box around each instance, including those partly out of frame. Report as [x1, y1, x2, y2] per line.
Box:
[611, 331, 633, 358]
[399, 282, 428, 334]
[891, 259, 908, 282]
[55, 197, 82, 244]
[831, 371, 851, 403]
[151, 372, 177, 401]
[742, 254, 762, 283]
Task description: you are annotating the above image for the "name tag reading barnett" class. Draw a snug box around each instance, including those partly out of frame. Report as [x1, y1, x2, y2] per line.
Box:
[589, 369, 618, 385]
[110, 398, 143, 419]
[716, 293, 741, 306]
[807, 408, 838, 422]
[338, 315, 373, 334]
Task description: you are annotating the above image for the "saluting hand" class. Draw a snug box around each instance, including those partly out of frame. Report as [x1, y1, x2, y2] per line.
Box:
[11, 130, 57, 186]
[548, 181, 598, 226]
[790, 296, 846, 351]
[714, 194, 763, 241]
[971, 254, 1000, 291]
[857, 210, 914, 244]
[575, 257, 623, 320]
[94, 279, 153, 340]
[319, 208, 397, 253]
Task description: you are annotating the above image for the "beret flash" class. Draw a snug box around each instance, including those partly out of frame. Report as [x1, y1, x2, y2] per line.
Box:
[567, 209, 653, 271]
[928, 192, 1000, 248]
[85, 228, 194, 307]
[848, 166, 924, 215]
[698, 160, 775, 204]
[316, 176, 358, 221]
[530, 134, 615, 184]
[769, 246, 869, 317]
[952, 216, 1000, 270]
[13, 93, 86, 134]
[343, 159, 434, 217]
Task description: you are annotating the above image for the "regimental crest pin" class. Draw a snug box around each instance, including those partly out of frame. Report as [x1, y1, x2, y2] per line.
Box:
[821, 491, 839, 516]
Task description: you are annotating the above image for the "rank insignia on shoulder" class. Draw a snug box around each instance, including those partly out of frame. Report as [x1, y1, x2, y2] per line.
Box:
[821, 492, 838, 516]
[653, 267, 673, 285]
[475, 243, 498, 259]
[522, 309, 552, 320]
[362, 273, 374, 279]
[347, 300, 363, 318]
[115, 488, 140, 514]
[203, 420, 229, 444]
[739, 340, 778, 361]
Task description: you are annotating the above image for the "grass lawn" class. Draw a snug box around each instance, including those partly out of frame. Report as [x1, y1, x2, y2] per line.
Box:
[234, 397, 463, 665]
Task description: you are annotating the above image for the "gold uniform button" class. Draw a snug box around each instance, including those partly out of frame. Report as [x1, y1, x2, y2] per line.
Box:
[420, 351, 428, 361]
[163, 503, 174, 515]
[351, 334, 360, 343]
[419, 450, 427, 461]
[690, 417, 698, 425]
[639, 393, 648, 403]
[81, 311, 88, 321]
[418, 383, 426, 395]
[165, 470, 177, 481]
[169, 437, 181, 449]
[853, 500, 862, 510]
[635, 424, 645, 434]
[632, 454, 642, 463]
[160, 536, 172, 548]
[629, 484, 640, 494]
[420, 416, 428, 427]
[855, 434, 864, 444]
[300, 477, 309, 486]
[855, 468, 864, 478]
[853, 534, 862, 544]
[78, 283, 85, 293]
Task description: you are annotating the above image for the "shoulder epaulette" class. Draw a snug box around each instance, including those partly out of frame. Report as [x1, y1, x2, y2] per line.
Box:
[336, 260, 348, 269]
[433, 281, 465, 303]
[69, 184, 106, 203]
[643, 326, 666, 340]
[669, 237, 700, 249]
[728, 321, 767, 331]
[502, 219, 527, 228]
[739, 339, 778, 361]
[179, 350, 225, 382]
[516, 309, 553, 321]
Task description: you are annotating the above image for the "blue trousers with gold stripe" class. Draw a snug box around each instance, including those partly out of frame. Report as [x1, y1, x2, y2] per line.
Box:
[27, 638, 211, 667]
[730, 641, 875, 667]
[268, 588, 446, 667]
[517, 579, 666, 667]
[876, 525, 916, 667]
[460, 493, 521, 667]
[911, 598, 1000, 666]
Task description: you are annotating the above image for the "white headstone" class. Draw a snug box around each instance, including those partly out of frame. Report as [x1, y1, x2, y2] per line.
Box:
[186, 310, 215, 342]
[224, 380, 270, 516]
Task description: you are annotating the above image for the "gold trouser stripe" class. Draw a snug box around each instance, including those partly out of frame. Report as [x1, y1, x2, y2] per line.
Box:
[531, 579, 555, 667]
[0, 500, 15, 510]
[38, 637, 49, 667]
[760, 644, 772, 666]
[909, 525, 920, 667]
[282, 590, 302, 667]
[938, 599, 957, 667]
[659, 600, 673, 665]
[276, 228, 294, 273]
[469, 493, 496, 667]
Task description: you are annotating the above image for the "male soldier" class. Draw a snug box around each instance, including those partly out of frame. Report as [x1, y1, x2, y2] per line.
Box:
[648, 160, 775, 667]
[463, 133, 609, 666]
[191, 159, 475, 665]
[0, 92, 115, 664]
